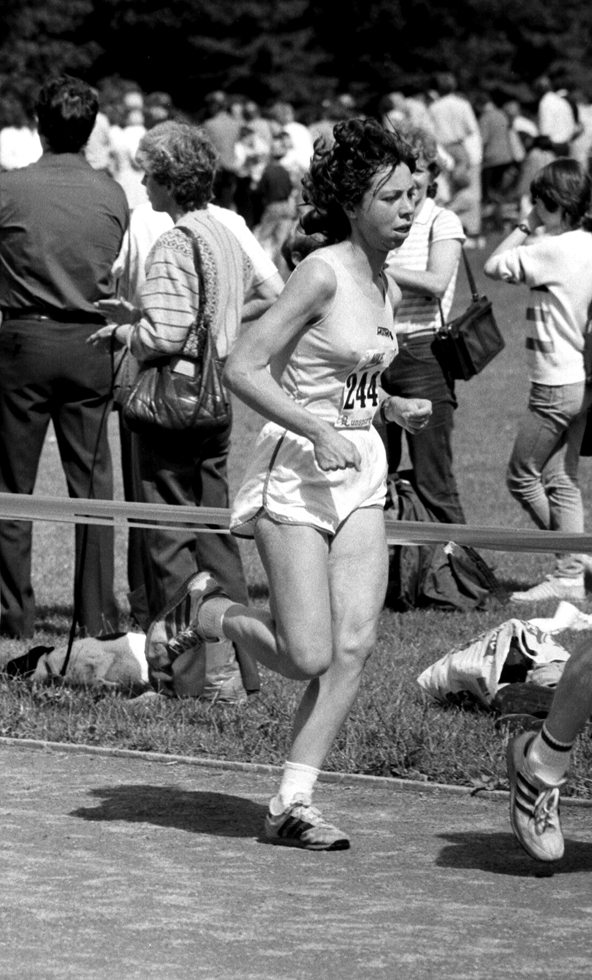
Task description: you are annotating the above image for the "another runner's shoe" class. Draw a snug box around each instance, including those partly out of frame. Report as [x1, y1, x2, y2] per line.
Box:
[506, 731, 565, 862]
[264, 797, 350, 850]
[509, 574, 585, 604]
[145, 571, 227, 668]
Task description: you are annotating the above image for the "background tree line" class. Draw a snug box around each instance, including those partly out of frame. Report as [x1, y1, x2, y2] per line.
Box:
[2, 0, 592, 113]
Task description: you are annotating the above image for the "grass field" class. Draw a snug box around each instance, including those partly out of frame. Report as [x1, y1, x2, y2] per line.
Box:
[2, 241, 592, 796]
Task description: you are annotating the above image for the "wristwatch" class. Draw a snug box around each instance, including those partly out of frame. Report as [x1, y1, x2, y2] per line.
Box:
[515, 222, 531, 235]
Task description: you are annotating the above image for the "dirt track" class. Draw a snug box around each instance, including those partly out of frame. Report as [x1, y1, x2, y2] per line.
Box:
[2, 742, 592, 979]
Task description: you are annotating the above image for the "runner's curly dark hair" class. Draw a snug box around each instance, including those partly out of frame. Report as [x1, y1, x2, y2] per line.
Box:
[301, 117, 416, 243]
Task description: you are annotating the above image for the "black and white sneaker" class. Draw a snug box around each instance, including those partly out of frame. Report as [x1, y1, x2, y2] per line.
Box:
[506, 731, 565, 862]
[264, 796, 350, 850]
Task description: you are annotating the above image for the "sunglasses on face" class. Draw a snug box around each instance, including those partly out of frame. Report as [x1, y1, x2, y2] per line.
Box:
[531, 194, 559, 213]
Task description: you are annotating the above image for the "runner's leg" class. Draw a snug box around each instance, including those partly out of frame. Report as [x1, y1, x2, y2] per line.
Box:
[285, 507, 388, 770]
[221, 517, 334, 680]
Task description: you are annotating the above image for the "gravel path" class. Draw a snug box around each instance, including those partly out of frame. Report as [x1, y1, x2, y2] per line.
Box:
[2, 742, 592, 979]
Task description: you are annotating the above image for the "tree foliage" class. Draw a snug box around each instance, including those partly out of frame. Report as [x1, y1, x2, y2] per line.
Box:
[1, 0, 592, 112]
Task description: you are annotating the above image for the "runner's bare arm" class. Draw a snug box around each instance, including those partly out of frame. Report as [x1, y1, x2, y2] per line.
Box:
[224, 258, 362, 472]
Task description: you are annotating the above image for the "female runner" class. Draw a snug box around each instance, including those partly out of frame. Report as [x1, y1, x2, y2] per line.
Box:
[147, 117, 432, 849]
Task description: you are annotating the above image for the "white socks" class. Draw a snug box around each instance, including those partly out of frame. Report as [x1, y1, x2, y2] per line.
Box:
[199, 596, 235, 641]
[528, 724, 573, 785]
[269, 761, 321, 815]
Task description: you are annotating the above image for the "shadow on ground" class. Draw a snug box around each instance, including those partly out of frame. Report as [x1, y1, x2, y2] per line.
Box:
[70, 785, 267, 839]
[436, 829, 592, 877]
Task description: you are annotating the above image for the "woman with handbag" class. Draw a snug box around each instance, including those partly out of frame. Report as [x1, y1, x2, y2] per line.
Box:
[88, 121, 261, 698]
[484, 157, 592, 603]
[144, 118, 431, 849]
[380, 126, 467, 524]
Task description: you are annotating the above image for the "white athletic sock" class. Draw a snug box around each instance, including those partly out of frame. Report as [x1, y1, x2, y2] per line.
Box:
[527, 724, 573, 785]
[198, 596, 236, 641]
[269, 762, 321, 814]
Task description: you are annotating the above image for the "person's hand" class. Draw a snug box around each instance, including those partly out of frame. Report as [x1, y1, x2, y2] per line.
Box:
[87, 323, 131, 351]
[94, 297, 137, 325]
[313, 427, 362, 472]
[386, 397, 432, 433]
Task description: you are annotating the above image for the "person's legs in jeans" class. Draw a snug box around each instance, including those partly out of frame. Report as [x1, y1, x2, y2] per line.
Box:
[507, 381, 590, 578]
[381, 338, 465, 524]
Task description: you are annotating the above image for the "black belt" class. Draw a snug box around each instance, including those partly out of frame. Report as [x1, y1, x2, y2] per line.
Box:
[1, 308, 103, 325]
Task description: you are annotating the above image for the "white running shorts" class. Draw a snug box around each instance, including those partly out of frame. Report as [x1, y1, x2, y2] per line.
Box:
[230, 421, 387, 538]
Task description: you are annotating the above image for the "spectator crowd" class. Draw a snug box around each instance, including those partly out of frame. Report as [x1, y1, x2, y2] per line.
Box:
[0, 67, 591, 647]
[4, 70, 590, 257]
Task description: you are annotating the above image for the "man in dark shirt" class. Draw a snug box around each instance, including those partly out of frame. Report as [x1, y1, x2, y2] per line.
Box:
[0, 75, 129, 638]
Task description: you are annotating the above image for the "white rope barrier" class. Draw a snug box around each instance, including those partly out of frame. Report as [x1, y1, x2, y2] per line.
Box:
[0, 492, 591, 554]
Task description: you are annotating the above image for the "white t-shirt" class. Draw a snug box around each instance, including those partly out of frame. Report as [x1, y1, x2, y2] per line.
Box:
[112, 202, 278, 306]
[486, 229, 592, 385]
[538, 91, 577, 145]
[0, 127, 43, 170]
[385, 197, 465, 335]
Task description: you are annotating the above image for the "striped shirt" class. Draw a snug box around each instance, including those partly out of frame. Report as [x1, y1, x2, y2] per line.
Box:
[130, 209, 254, 363]
[384, 198, 465, 336]
[486, 229, 592, 385]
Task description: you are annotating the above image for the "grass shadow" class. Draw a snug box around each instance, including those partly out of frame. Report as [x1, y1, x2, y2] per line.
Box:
[436, 830, 592, 877]
[70, 785, 267, 839]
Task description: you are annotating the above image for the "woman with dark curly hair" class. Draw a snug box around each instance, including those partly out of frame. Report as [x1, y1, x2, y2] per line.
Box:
[89, 121, 262, 700]
[146, 117, 432, 849]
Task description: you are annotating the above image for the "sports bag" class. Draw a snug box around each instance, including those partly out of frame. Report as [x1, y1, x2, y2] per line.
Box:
[434, 249, 505, 381]
[385, 472, 505, 612]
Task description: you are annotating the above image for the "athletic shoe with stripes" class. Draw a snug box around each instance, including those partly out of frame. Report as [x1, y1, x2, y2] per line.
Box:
[264, 797, 350, 850]
[506, 731, 565, 862]
[509, 574, 585, 604]
[145, 571, 225, 670]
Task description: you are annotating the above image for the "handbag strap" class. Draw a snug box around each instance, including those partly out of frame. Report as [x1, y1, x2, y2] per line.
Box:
[461, 247, 480, 303]
[437, 246, 477, 330]
[176, 224, 210, 358]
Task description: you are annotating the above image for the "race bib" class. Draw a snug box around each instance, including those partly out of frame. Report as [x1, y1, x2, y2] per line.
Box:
[335, 349, 395, 429]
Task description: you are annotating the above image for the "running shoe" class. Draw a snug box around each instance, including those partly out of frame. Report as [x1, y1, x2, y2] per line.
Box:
[506, 731, 565, 862]
[509, 575, 585, 604]
[264, 797, 350, 850]
[145, 571, 225, 668]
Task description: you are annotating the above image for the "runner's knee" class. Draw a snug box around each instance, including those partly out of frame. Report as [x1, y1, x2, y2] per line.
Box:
[276, 631, 333, 680]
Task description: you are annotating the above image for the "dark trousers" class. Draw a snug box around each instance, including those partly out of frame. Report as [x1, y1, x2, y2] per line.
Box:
[0, 319, 118, 637]
[134, 422, 260, 693]
[381, 335, 466, 525]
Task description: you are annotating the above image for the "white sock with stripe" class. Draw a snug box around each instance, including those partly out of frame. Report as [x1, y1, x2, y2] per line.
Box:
[527, 724, 573, 785]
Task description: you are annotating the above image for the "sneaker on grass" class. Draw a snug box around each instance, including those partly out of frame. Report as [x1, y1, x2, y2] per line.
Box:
[264, 797, 350, 850]
[145, 571, 226, 668]
[509, 574, 585, 604]
[506, 731, 565, 862]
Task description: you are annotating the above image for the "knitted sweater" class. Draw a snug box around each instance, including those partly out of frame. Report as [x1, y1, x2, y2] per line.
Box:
[486, 229, 592, 385]
[130, 209, 254, 363]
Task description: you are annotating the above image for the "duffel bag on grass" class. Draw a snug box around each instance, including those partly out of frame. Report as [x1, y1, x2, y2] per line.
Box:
[385, 472, 505, 612]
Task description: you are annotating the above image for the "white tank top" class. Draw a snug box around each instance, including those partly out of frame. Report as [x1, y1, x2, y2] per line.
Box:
[278, 247, 398, 429]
